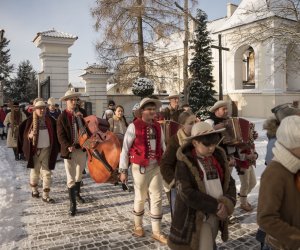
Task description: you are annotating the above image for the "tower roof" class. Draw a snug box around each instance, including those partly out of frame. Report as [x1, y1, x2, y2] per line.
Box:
[215, 0, 297, 33]
[33, 29, 77, 42]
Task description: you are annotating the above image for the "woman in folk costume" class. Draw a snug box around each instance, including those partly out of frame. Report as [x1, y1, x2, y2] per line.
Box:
[160, 111, 198, 218]
[4, 101, 26, 160]
[18, 99, 59, 202]
[119, 97, 168, 244]
[168, 122, 236, 250]
[57, 89, 87, 216]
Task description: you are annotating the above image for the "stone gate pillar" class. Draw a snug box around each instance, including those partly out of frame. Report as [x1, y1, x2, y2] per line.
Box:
[80, 65, 113, 117]
[33, 29, 77, 100]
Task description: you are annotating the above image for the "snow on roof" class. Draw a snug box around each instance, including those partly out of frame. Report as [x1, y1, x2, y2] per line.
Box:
[33, 29, 77, 42]
[215, 0, 297, 33]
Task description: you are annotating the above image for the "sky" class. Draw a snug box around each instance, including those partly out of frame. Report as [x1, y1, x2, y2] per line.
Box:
[0, 0, 241, 84]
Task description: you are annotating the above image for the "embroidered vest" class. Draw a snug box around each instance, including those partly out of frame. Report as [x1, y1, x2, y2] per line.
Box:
[129, 118, 163, 166]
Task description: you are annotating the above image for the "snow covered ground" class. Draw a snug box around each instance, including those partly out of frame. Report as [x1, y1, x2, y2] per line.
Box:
[0, 117, 268, 248]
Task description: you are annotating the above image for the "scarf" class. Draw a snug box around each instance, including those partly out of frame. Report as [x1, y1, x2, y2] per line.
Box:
[272, 141, 300, 174]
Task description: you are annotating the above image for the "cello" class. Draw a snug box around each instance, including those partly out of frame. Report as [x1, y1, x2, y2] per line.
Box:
[75, 114, 121, 183]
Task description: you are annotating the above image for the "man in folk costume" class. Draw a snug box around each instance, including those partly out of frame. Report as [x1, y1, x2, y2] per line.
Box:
[18, 99, 59, 202]
[4, 101, 27, 160]
[57, 89, 87, 216]
[159, 91, 183, 144]
[119, 97, 168, 244]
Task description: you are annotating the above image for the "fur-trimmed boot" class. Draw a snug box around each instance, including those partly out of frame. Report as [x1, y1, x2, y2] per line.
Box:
[75, 181, 85, 204]
[68, 186, 77, 216]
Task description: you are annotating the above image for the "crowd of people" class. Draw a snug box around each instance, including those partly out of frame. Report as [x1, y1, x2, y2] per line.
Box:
[2, 90, 300, 250]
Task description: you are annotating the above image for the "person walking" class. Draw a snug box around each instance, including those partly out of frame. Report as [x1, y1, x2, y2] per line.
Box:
[18, 99, 60, 202]
[168, 122, 236, 250]
[118, 97, 167, 244]
[160, 111, 198, 218]
[108, 105, 128, 144]
[0, 105, 7, 140]
[4, 102, 26, 160]
[57, 89, 87, 216]
[257, 115, 300, 250]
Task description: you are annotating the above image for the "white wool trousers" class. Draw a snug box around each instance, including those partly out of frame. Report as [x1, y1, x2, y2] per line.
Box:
[132, 163, 163, 233]
[30, 147, 51, 190]
[64, 148, 87, 188]
[198, 215, 219, 250]
[239, 165, 257, 198]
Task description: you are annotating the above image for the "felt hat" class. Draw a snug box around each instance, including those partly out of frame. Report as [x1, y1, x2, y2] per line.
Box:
[165, 91, 180, 99]
[47, 97, 56, 106]
[184, 122, 225, 143]
[271, 103, 300, 122]
[60, 88, 81, 101]
[139, 97, 162, 110]
[34, 100, 47, 109]
[209, 100, 228, 113]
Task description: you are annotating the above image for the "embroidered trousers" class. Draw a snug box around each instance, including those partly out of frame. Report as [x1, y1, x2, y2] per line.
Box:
[64, 148, 86, 188]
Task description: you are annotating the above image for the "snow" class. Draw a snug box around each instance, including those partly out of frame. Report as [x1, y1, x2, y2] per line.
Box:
[0, 117, 268, 246]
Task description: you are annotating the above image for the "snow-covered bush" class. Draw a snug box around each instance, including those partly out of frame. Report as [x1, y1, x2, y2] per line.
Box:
[132, 77, 154, 98]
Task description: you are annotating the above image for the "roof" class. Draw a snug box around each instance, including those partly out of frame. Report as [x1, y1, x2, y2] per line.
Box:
[215, 0, 297, 33]
[33, 29, 78, 42]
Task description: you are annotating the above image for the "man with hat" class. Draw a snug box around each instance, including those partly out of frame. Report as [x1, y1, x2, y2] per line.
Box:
[57, 89, 87, 216]
[47, 97, 61, 120]
[4, 101, 26, 160]
[168, 122, 236, 249]
[18, 98, 60, 203]
[119, 97, 167, 244]
[160, 91, 183, 144]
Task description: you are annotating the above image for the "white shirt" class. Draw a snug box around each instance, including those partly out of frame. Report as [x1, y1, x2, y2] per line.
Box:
[37, 129, 50, 148]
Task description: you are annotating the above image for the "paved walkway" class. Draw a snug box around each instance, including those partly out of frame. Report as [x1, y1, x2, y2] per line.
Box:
[0, 119, 267, 250]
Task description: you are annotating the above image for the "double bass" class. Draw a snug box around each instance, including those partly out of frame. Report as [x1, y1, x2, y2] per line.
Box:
[75, 114, 121, 183]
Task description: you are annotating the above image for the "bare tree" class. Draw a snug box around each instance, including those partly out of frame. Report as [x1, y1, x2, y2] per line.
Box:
[91, 0, 184, 89]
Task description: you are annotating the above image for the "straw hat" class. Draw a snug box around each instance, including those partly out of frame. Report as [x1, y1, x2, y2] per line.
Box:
[165, 91, 180, 99]
[60, 88, 81, 101]
[209, 100, 228, 113]
[184, 122, 225, 143]
[34, 100, 47, 109]
[139, 97, 162, 110]
[47, 97, 56, 106]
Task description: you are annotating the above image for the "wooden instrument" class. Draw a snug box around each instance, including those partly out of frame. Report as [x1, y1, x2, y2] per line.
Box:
[156, 112, 181, 144]
[222, 117, 252, 145]
[76, 115, 121, 183]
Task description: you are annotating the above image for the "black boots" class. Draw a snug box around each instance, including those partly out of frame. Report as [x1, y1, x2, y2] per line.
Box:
[68, 186, 77, 216]
[75, 182, 85, 204]
[13, 148, 20, 161]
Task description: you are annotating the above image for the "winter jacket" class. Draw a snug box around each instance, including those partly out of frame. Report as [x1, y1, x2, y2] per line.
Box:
[167, 145, 236, 250]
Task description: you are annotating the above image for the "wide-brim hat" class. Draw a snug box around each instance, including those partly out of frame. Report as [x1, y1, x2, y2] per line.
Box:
[47, 97, 56, 106]
[165, 91, 180, 99]
[60, 89, 81, 101]
[33, 100, 47, 109]
[209, 100, 228, 113]
[139, 97, 162, 110]
[184, 122, 225, 143]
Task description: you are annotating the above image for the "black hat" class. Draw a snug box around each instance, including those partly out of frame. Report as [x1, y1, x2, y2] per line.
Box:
[13, 101, 19, 106]
[108, 100, 115, 106]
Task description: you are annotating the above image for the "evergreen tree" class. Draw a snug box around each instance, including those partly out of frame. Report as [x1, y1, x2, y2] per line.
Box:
[3, 60, 37, 102]
[0, 37, 14, 96]
[188, 9, 216, 120]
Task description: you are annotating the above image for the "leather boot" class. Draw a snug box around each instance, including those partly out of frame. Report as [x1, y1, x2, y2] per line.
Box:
[68, 186, 77, 216]
[75, 182, 85, 204]
[13, 148, 19, 161]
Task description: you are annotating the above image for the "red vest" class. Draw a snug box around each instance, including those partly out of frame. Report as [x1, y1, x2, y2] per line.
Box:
[129, 118, 163, 166]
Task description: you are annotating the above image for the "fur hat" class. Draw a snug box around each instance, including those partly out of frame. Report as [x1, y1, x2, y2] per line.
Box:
[271, 103, 300, 122]
[184, 122, 225, 143]
[209, 100, 228, 113]
[60, 88, 81, 101]
[139, 97, 162, 110]
[276, 115, 300, 149]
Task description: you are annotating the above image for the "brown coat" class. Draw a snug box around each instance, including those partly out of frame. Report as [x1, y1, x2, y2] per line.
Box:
[57, 110, 85, 159]
[257, 161, 300, 250]
[4, 111, 26, 148]
[167, 146, 236, 250]
[17, 115, 59, 170]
